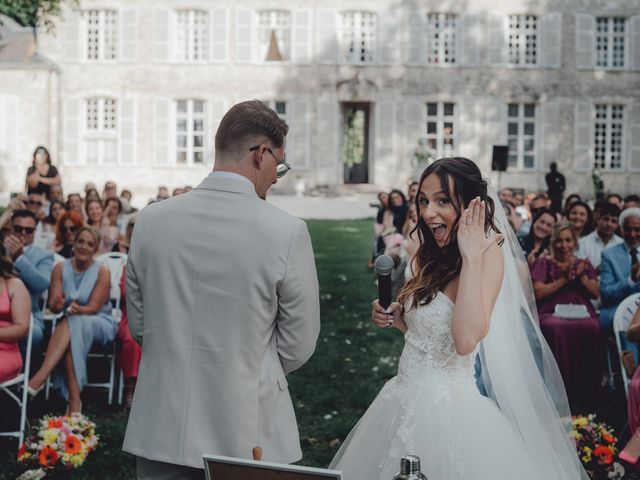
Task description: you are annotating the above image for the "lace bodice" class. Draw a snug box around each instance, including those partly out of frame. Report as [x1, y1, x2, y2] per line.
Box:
[398, 292, 476, 386]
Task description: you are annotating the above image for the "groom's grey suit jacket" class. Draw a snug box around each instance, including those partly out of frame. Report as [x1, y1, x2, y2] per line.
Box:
[122, 173, 320, 468]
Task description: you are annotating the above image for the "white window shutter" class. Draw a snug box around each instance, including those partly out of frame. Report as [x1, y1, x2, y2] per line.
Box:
[540, 13, 562, 68]
[153, 9, 170, 62]
[315, 98, 339, 184]
[63, 99, 81, 165]
[630, 16, 640, 70]
[628, 103, 640, 172]
[575, 14, 595, 69]
[0, 97, 19, 165]
[209, 98, 227, 162]
[487, 14, 507, 65]
[119, 8, 137, 62]
[292, 9, 312, 64]
[62, 9, 82, 61]
[315, 10, 337, 64]
[235, 8, 253, 63]
[407, 9, 424, 65]
[458, 100, 479, 160]
[288, 97, 310, 170]
[540, 100, 561, 171]
[574, 102, 594, 172]
[210, 8, 229, 62]
[483, 99, 507, 148]
[119, 97, 136, 165]
[403, 99, 424, 153]
[153, 99, 171, 166]
[460, 15, 480, 67]
[375, 99, 396, 183]
[378, 10, 399, 65]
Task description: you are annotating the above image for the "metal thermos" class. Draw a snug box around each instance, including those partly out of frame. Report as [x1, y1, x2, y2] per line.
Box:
[393, 455, 428, 480]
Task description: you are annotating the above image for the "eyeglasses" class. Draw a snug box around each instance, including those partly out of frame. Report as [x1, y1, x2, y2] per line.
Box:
[249, 145, 291, 178]
[624, 226, 640, 233]
[28, 200, 43, 206]
[13, 226, 35, 235]
[63, 226, 78, 234]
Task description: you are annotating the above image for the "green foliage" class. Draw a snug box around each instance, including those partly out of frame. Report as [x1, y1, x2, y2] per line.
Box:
[0, 0, 78, 32]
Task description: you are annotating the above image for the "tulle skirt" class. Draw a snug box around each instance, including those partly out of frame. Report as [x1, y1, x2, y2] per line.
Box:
[330, 364, 544, 480]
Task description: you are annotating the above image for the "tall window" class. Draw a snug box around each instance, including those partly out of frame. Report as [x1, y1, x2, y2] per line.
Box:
[425, 103, 455, 158]
[508, 15, 537, 65]
[176, 99, 206, 165]
[258, 11, 291, 61]
[175, 10, 208, 61]
[594, 105, 624, 170]
[340, 12, 377, 64]
[596, 17, 626, 68]
[507, 104, 536, 169]
[427, 14, 457, 64]
[86, 10, 118, 61]
[85, 98, 117, 165]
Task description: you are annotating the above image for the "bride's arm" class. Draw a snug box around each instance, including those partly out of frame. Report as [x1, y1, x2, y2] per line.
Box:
[451, 198, 504, 356]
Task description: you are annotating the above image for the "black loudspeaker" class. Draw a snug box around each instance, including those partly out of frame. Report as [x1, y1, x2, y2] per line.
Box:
[492, 146, 509, 172]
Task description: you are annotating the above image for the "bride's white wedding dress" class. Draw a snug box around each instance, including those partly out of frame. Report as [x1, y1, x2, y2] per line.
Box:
[330, 291, 555, 480]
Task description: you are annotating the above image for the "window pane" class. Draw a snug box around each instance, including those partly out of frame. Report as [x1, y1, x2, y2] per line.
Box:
[443, 103, 454, 116]
[177, 119, 187, 131]
[508, 123, 518, 135]
[508, 104, 518, 117]
[524, 155, 534, 168]
[524, 105, 535, 117]
[176, 151, 187, 164]
[524, 123, 534, 135]
[194, 135, 203, 147]
[177, 135, 187, 148]
[427, 122, 437, 134]
[193, 101, 204, 113]
[427, 103, 437, 116]
[194, 151, 204, 163]
[177, 100, 187, 113]
[193, 119, 203, 131]
[275, 101, 286, 115]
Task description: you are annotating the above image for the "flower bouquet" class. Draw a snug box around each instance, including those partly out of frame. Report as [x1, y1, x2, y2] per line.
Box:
[17, 413, 99, 477]
[571, 414, 624, 479]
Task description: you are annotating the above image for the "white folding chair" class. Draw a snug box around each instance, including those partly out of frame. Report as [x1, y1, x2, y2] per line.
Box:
[613, 293, 640, 400]
[0, 315, 34, 447]
[87, 252, 127, 404]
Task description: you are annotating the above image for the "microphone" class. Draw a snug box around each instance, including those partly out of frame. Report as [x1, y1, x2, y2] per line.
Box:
[374, 255, 394, 310]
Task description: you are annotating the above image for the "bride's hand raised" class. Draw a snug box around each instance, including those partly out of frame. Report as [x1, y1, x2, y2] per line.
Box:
[457, 197, 503, 260]
[371, 300, 405, 331]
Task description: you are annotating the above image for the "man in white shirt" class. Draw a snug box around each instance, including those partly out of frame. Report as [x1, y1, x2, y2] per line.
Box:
[577, 203, 623, 272]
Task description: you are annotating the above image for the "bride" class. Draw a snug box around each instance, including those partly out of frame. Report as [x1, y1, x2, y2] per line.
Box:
[330, 158, 588, 479]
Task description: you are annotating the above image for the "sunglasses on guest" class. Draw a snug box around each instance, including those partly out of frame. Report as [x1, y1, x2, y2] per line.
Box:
[63, 226, 79, 234]
[28, 200, 43, 206]
[13, 226, 35, 234]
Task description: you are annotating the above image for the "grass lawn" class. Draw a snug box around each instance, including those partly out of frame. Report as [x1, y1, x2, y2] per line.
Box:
[0, 218, 636, 478]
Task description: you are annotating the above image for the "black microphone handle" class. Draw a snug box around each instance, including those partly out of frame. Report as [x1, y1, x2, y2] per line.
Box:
[378, 274, 392, 310]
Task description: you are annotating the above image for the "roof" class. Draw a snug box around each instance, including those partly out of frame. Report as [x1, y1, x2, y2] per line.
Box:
[0, 14, 56, 69]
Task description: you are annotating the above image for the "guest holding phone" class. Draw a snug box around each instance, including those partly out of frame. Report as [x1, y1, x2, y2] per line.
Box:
[519, 208, 557, 265]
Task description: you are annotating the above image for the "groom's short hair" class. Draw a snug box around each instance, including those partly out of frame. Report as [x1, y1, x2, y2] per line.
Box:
[215, 100, 288, 159]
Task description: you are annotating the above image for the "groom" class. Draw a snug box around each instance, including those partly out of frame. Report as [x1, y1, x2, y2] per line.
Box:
[123, 100, 321, 479]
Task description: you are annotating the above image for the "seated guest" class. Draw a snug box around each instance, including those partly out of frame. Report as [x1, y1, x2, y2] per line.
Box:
[517, 193, 550, 239]
[600, 208, 640, 332]
[577, 203, 623, 272]
[382, 190, 408, 235]
[85, 188, 101, 204]
[27, 227, 115, 414]
[101, 198, 122, 253]
[566, 200, 595, 238]
[407, 181, 419, 205]
[116, 216, 141, 408]
[113, 215, 137, 254]
[619, 303, 640, 465]
[49, 210, 84, 259]
[563, 194, 582, 214]
[2, 210, 53, 359]
[607, 193, 623, 209]
[625, 195, 640, 210]
[66, 193, 85, 220]
[519, 208, 556, 265]
[41, 200, 67, 235]
[0, 245, 30, 383]
[531, 221, 600, 405]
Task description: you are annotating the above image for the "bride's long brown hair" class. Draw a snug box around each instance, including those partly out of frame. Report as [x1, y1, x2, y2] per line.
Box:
[398, 158, 501, 311]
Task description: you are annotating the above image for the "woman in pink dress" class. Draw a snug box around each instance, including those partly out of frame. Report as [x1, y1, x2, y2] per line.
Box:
[0, 245, 31, 382]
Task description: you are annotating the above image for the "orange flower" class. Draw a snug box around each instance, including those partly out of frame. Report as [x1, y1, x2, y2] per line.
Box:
[593, 445, 614, 465]
[48, 418, 63, 429]
[38, 446, 59, 468]
[65, 434, 82, 454]
[602, 433, 615, 444]
[17, 443, 27, 460]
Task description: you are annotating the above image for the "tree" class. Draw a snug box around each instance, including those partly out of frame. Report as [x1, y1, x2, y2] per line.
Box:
[0, 0, 78, 33]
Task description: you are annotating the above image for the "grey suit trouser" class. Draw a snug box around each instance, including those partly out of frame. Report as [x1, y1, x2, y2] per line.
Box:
[137, 456, 204, 480]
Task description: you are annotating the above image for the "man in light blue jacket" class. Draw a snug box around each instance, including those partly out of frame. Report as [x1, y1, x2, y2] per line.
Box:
[3, 209, 54, 362]
[600, 207, 640, 332]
